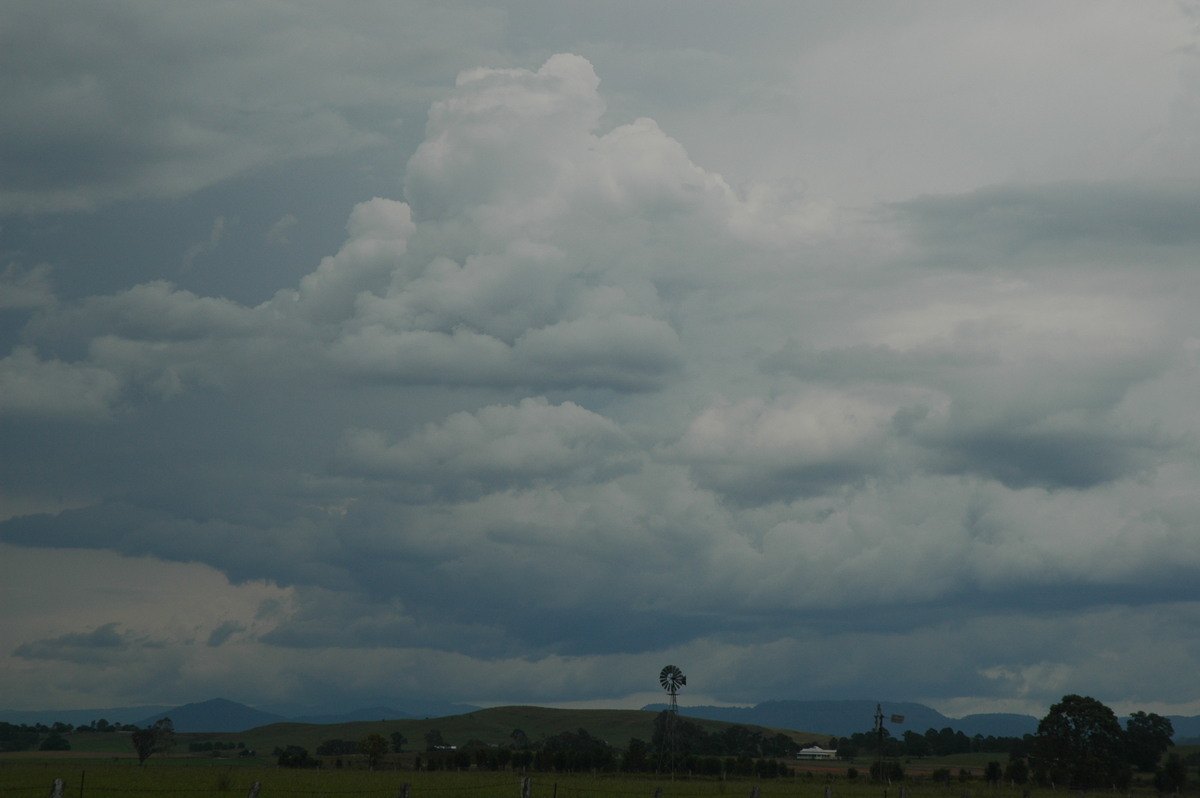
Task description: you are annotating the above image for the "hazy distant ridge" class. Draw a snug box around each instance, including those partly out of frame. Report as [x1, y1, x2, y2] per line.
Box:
[652, 699, 1200, 741]
[7, 697, 1200, 740]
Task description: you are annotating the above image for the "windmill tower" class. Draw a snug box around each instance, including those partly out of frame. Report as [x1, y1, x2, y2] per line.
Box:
[658, 665, 686, 775]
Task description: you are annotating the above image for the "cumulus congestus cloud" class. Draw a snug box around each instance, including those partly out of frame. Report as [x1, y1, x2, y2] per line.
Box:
[3, 45, 1200, 714]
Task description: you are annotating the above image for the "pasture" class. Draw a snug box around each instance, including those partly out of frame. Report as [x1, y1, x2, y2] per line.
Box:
[0, 758, 1190, 798]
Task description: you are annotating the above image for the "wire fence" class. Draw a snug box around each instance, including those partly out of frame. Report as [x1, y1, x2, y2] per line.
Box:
[0, 770, 1152, 798]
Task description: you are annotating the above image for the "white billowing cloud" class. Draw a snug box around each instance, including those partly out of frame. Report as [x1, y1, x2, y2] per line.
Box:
[405, 53, 606, 223]
[312, 55, 713, 390]
[0, 346, 121, 419]
[4, 53, 840, 406]
[338, 396, 636, 490]
[274, 198, 417, 324]
[747, 469, 1200, 613]
[33, 281, 262, 344]
[674, 391, 899, 501]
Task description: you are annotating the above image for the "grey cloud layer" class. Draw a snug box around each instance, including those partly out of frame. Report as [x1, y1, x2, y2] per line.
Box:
[0, 1, 507, 212]
[4, 42, 1200, 712]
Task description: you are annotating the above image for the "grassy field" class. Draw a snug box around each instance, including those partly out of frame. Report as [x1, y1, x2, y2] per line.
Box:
[4, 707, 1193, 798]
[0, 760, 1192, 798]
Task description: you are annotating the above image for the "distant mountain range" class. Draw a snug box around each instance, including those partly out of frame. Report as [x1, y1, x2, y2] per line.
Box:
[650, 700, 1200, 743]
[5, 697, 1200, 742]
[644, 700, 1039, 739]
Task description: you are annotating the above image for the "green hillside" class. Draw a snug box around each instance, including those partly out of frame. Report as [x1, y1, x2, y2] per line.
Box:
[231, 706, 829, 754]
[55, 706, 831, 759]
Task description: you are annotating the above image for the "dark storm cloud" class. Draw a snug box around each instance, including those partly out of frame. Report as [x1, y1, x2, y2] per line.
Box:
[205, 621, 246, 648]
[14, 622, 158, 664]
[0, 1, 503, 212]
[922, 426, 1171, 490]
[0, 503, 354, 591]
[891, 182, 1200, 262]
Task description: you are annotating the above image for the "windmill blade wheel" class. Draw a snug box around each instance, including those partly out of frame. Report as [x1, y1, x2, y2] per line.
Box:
[659, 664, 685, 693]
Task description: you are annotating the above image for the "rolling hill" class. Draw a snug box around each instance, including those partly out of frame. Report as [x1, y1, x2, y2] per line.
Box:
[180, 705, 830, 756]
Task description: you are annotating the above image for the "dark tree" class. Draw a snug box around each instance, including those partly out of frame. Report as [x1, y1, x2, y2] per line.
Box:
[0, 723, 39, 752]
[540, 727, 617, 772]
[39, 732, 70, 751]
[424, 729, 447, 751]
[151, 718, 174, 757]
[390, 731, 407, 753]
[276, 745, 315, 768]
[316, 739, 358, 756]
[1032, 694, 1130, 789]
[1153, 754, 1187, 794]
[623, 738, 648, 772]
[131, 728, 157, 764]
[1004, 758, 1030, 785]
[1125, 711, 1174, 772]
[359, 733, 388, 770]
[762, 732, 800, 758]
[903, 730, 930, 757]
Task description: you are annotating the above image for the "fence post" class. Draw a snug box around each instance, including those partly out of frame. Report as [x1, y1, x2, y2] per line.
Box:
[825, 786, 832, 798]
[521, 777, 531, 798]
[750, 787, 761, 798]
[50, 778, 65, 798]
[654, 788, 662, 798]
[401, 783, 411, 798]
[247, 781, 261, 798]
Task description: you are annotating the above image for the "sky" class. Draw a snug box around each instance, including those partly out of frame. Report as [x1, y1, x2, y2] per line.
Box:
[3, 0, 1200, 722]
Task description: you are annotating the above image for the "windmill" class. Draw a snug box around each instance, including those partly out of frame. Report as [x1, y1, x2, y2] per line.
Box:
[659, 664, 686, 713]
[658, 665, 686, 777]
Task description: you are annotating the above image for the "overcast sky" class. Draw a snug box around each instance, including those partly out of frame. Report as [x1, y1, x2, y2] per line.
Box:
[4, 1, 1200, 721]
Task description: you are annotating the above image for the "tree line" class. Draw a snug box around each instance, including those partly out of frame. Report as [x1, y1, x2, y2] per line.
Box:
[0, 716, 148, 753]
[838, 695, 1185, 792]
[277, 711, 803, 776]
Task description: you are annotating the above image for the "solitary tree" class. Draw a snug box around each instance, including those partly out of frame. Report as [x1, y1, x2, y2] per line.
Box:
[359, 733, 388, 770]
[130, 717, 174, 764]
[1032, 695, 1130, 789]
[131, 728, 156, 765]
[1125, 711, 1174, 772]
[390, 731, 407, 753]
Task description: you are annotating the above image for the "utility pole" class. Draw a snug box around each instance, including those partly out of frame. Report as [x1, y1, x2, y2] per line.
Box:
[874, 703, 884, 780]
